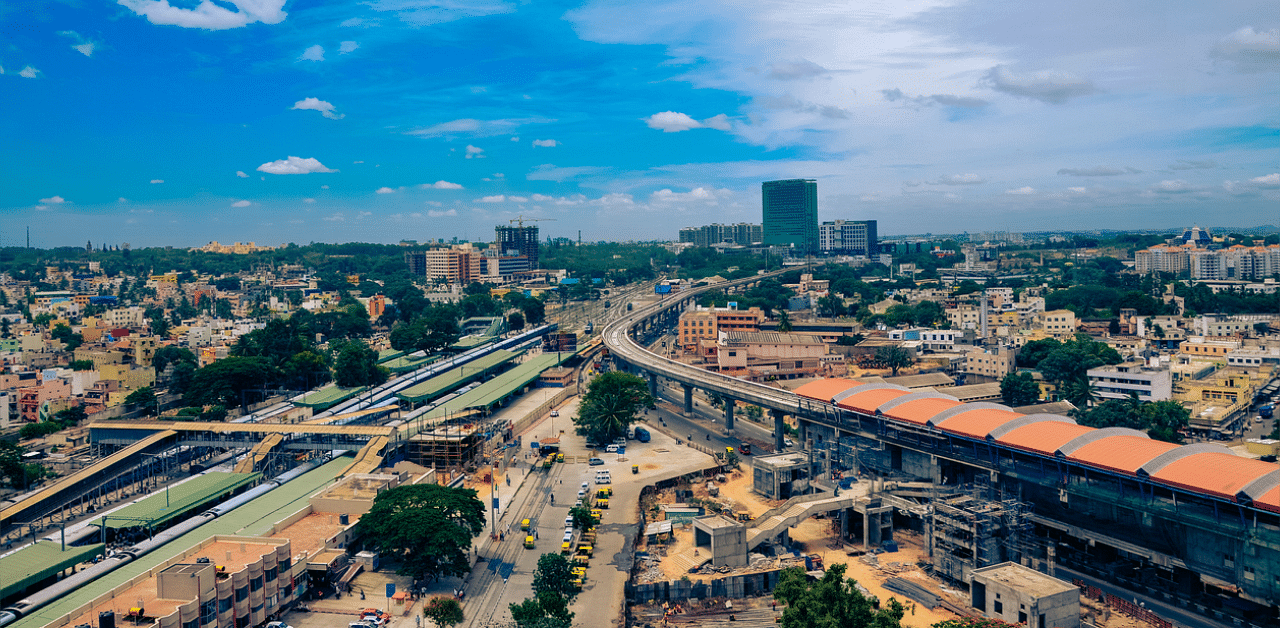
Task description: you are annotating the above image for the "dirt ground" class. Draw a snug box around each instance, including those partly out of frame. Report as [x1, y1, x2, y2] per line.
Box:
[636, 472, 966, 628]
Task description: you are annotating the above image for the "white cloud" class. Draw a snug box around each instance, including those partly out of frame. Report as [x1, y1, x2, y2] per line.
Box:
[291, 97, 344, 119]
[256, 156, 337, 175]
[477, 195, 506, 203]
[643, 111, 732, 132]
[357, 211, 372, 218]
[644, 111, 700, 132]
[508, 196, 529, 203]
[764, 59, 827, 80]
[465, 145, 485, 159]
[236, 170, 249, 178]
[150, 179, 164, 184]
[982, 66, 1097, 104]
[376, 187, 396, 194]
[340, 17, 367, 27]
[423, 180, 463, 189]
[1251, 173, 1280, 188]
[1151, 179, 1192, 194]
[1068, 187, 1087, 194]
[367, 0, 516, 26]
[117, 197, 128, 203]
[339, 41, 359, 54]
[405, 117, 552, 138]
[39, 195, 67, 204]
[59, 31, 97, 57]
[1168, 160, 1217, 171]
[881, 88, 989, 108]
[299, 45, 325, 61]
[231, 200, 251, 207]
[303, 198, 316, 203]
[323, 213, 344, 221]
[526, 164, 607, 182]
[18, 66, 39, 79]
[933, 173, 985, 185]
[1057, 166, 1139, 176]
[1225, 173, 1280, 194]
[531, 139, 557, 147]
[1211, 27, 1279, 72]
[321, 185, 330, 189]
[428, 209, 458, 218]
[1005, 186, 1035, 195]
[117, 0, 287, 30]
[650, 187, 729, 205]
[510, 136, 520, 142]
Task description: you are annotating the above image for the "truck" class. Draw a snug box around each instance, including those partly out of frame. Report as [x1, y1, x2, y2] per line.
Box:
[634, 426, 651, 442]
[626, 302, 633, 312]
[584, 321, 594, 333]
[1262, 404, 1275, 420]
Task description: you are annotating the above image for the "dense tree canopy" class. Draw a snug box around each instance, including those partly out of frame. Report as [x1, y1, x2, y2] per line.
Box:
[1000, 372, 1040, 407]
[184, 356, 278, 408]
[773, 564, 905, 628]
[1075, 396, 1191, 443]
[332, 340, 388, 387]
[357, 484, 486, 582]
[572, 371, 654, 444]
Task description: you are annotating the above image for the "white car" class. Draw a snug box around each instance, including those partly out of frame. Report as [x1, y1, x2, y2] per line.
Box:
[550, 410, 559, 417]
[605, 444, 619, 453]
[784, 438, 795, 448]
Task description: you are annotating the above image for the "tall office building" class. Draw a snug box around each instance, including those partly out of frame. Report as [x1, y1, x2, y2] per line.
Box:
[495, 225, 539, 269]
[819, 219, 878, 256]
[762, 179, 818, 254]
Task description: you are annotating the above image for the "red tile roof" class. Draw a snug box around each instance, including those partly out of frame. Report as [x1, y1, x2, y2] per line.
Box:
[1256, 486, 1280, 513]
[883, 397, 963, 426]
[1067, 435, 1180, 475]
[1150, 452, 1279, 501]
[934, 408, 1024, 439]
[834, 388, 910, 414]
[793, 378, 863, 402]
[998, 422, 1096, 456]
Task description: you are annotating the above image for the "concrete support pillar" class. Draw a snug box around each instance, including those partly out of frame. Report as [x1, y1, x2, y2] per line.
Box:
[772, 409, 786, 452]
[683, 384, 694, 414]
[798, 419, 809, 449]
[724, 397, 735, 431]
[647, 372, 657, 398]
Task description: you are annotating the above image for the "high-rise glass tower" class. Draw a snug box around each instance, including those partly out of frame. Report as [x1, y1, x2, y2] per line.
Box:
[762, 179, 818, 254]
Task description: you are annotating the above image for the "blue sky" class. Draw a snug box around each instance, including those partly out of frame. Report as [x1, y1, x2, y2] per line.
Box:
[1, 0, 1277, 248]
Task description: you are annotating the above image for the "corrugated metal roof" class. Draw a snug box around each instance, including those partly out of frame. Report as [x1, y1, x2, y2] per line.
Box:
[834, 387, 910, 414]
[883, 397, 963, 425]
[1256, 486, 1280, 513]
[723, 331, 824, 345]
[100, 472, 260, 529]
[1067, 435, 1181, 475]
[793, 378, 863, 402]
[1150, 452, 1279, 501]
[934, 408, 1024, 439]
[998, 422, 1096, 456]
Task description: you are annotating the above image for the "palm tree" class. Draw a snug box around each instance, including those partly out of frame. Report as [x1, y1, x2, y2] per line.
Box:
[1064, 377, 1095, 409]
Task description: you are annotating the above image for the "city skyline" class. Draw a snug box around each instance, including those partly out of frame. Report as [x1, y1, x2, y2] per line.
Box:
[1, 1, 1277, 248]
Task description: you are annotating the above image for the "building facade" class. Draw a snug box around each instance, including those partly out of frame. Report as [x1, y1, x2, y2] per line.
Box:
[818, 219, 878, 256]
[495, 225, 540, 269]
[678, 223, 762, 248]
[762, 179, 818, 254]
[1086, 362, 1173, 401]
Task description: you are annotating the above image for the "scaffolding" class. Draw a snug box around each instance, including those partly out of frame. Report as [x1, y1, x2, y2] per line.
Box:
[929, 494, 1027, 585]
[406, 421, 484, 472]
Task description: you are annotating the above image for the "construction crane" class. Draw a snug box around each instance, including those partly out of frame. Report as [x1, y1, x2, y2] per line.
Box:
[507, 215, 556, 228]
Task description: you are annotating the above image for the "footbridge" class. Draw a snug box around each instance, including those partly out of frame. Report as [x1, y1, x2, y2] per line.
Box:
[745, 491, 860, 549]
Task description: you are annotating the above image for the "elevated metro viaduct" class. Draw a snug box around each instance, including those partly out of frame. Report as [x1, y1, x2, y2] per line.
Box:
[604, 273, 1280, 615]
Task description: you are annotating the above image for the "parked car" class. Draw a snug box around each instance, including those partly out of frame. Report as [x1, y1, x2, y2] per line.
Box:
[784, 438, 795, 448]
[605, 444, 619, 453]
[550, 410, 559, 417]
[588, 457, 605, 466]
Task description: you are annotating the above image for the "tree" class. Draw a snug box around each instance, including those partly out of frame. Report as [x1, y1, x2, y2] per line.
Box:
[125, 386, 158, 415]
[773, 563, 904, 628]
[835, 334, 865, 346]
[69, 359, 96, 371]
[184, 356, 279, 408]
[531, 553, 578, 602]
[521, 298, 546, 325]
[422, 598, 464, 628]
[0, 318, 10, 339]
[778, 310, 793, 332]
[1075, 397, 1190, 443]
[568, 506, 595, 531]
[356, 484, 485, 582]
[572, 372, 654, 444]
[509, 590, 574, 628]
[874, 345, 913, 376]
[332, 340, 388, 388]
[1000, 372, 1040, 407]
[1108, 319, 1121, 335]
[50, 324, 84, 351]
[816, 294, 845, 318]
[508, 311, 526, 332]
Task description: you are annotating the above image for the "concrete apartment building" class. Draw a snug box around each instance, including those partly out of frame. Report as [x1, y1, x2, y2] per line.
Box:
[678, 223, 762, 247]
[404, 245, 483, 285]
[676, 305, 766, 350]
[1086, 361, 1173, 401]
[1039, 310, 1077, 338]
[818, 219, 878, 256]
[966, 345, 1017, 382]
[970, 563, 1080, 628]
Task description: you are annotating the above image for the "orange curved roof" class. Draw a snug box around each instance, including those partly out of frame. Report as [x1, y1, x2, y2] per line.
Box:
[1256, 486, 1280, 513]
[835, 388, 910, 414]
[934, 408, 1023, 439]
[998, 422, 1096, 456]
[1150, 452, 1279, 501]
[883, 397, 963, 426]
[794, 378, 863, 402]
[1067, 435, 1179, 475]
